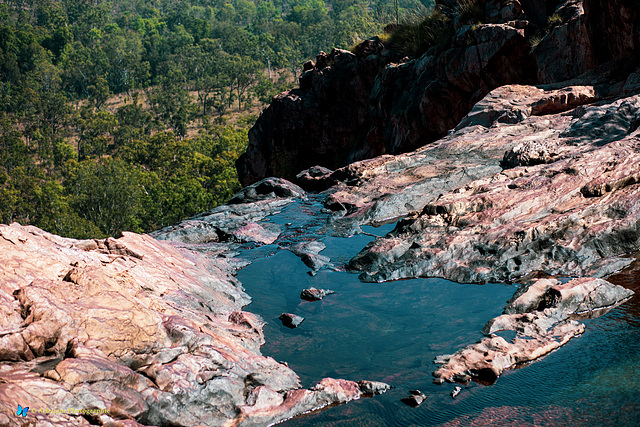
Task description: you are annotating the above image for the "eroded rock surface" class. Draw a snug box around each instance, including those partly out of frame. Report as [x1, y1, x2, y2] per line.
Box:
[150, 177, 305, 246]
[238, 0, 640, 187]
[0, 224, 387, 426]
[433, 277, 634, 384]
[346, 87, 640, 284]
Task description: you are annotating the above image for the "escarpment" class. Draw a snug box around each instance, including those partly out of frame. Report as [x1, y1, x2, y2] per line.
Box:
[238, 0, 640, 187]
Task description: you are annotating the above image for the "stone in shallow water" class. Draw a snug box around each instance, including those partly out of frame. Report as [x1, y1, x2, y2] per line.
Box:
[300, 287, 335, 301]
[451, 386, 462, 398]
[358, 380, 391, 395]
[279, 313, 305, 328]
[401, 390, 426, 407]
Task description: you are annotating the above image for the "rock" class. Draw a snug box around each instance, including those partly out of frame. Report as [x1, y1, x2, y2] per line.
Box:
[295, 166, 336, 192]
[401, 390, 427, 407]
[279, 313, 305, 329]
[236, 45, 400, 186]
[228, 177, 306, 204]
[451, 386, 462, 398]
[151, 178, 305, 246]
[235, 378, 379, 426]
[239, 0, 640, 188]
[288, 241, 331, 275]
[0, 223, 384, 426]
[345, 88, 640, 284]
[433, 277, 633, 384]
[533, 1, 596, 83]
[583, 0, 640, 64]
[300, 287, 335, 301]
[357, 380, 391, 395]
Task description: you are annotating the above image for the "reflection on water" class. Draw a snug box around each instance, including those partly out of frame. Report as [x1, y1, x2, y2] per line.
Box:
[233, 200, 640, 426]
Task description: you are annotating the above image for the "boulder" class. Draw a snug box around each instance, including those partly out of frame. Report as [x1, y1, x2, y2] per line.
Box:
[401, 390, 427, 407]
[279, 313, 305, 329]
[300, 287, 335, 301]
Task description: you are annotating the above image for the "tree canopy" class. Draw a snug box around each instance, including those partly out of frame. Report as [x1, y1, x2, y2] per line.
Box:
[0, 0, 433, 238]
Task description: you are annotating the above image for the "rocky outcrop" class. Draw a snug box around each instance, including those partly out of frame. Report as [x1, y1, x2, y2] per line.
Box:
[150, 177, 305, 246]
[367, 21, 537, 156]
[433, 277, 634, 383]
[345, 86, 640, 284]
[583, 0, 640, 64]
[236, 45, 400, 186]
[239, 0, 640, 187]
[0, 223, 387, 426]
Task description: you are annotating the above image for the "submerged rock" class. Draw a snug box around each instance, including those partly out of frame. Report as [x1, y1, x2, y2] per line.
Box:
[433, 277, 634, 384]
[288, 241, 331, 275]
[279, 313, 305, 328]
[300, 287, 335, 301]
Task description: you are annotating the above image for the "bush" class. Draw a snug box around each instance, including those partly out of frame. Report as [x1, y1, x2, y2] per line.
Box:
[456, 0, 484, 25]
[389, 9, 454, 58]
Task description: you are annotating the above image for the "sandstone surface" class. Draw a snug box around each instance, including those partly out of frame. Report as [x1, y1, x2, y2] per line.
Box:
[0, 224, 386, 426]
[345, 86, 640, 284]
[433, 277, 634, 383]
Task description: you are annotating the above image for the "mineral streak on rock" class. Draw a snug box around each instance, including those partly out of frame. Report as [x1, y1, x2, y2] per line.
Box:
[433, 278, 634, 384]
[0, 223, 388, 426]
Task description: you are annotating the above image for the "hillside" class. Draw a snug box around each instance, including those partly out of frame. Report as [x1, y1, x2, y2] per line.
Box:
[1, 0, 426, 239]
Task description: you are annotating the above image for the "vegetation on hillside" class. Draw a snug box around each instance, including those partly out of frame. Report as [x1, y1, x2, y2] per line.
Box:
[0, 0, 433, 239]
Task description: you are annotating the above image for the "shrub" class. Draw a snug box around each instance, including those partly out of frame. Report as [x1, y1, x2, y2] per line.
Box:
[456, 0, 484, 25]
[389, 9, 454, 57]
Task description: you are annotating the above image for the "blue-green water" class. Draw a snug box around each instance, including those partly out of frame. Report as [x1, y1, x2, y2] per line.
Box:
[233, 198, 640, 426]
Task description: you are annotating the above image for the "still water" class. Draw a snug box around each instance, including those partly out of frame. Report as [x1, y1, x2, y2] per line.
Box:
[234, 198, 640, 426]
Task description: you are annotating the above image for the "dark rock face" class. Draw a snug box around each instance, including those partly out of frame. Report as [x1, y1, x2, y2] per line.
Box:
[239, 0, 640, 187]
[236, 45, 399, 186]
[369, 22, 538, 155]
[583, 0, 640, 63]
[533, 1, 596, 83]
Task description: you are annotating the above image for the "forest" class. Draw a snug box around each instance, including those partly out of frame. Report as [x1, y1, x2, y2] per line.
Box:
[0, 0, 432, 238]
